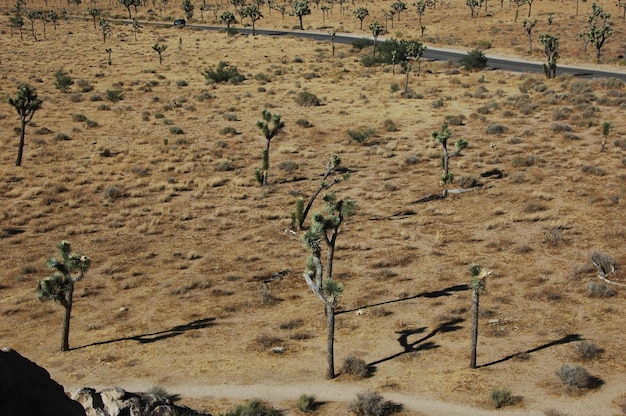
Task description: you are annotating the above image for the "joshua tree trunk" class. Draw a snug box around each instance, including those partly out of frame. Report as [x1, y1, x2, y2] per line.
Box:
[16, 118, 26, 166]
[326, 302, 335, 379]
[470, 288, 479, 368]
[60, 282, 74, 351]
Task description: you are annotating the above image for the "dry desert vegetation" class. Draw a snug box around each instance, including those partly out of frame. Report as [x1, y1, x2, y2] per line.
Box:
[1, 0, 626, 415]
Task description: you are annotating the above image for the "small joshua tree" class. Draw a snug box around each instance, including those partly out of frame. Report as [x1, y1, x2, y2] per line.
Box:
[153, 42, 167, 65]
[88, 6, 100, 29]
[8, 83, 42, 167]
[302, 193, 355, 379]
[105, 47, 112, 65]
[243, 4, 263, 35]
[369, 21, 383, 58]
[539, 34, 559, 79]
[469, 264, 490, 368]
[431, 123, 467, 196]
[99, 18, 112, 42]
[391, 0, 406, 21]
[291, 0, 311, 30]
[10, 14, 25, 40]
[219, 10, 236, 30]
[255, 110, 285, 186]
[414, 0, 426, 25]
[293, 154, 348, 230]
[523, 19, 537, 54]
[466, 0, 483, 18]
[181, 0, 194, 19]
[601, 121, 611, 152]
[353, 6, 369, 30]
[131, 18, 142, 40]
[37, 241, 91, 351]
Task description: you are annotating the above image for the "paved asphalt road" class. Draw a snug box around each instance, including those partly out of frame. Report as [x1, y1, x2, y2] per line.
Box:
[153, 21, 626, 81]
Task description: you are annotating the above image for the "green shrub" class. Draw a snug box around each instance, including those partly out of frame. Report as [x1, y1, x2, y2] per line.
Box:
[203, 61, 245, 84]
[104, 185, 123, 200]
[458, 175, 480, 188]
[278, 160, 299, 172]
[296, 394, 316, 413]
[176, 79, 189, 87]
[382, 118, 399, 132]
[296, 118, 312, 128]
[220, 126, 237, 135]
[347, 128, 375, 144]
[54, 68, 74, 92]
[295, 91, 321, 107]
[55, 133, 71, 141]
[351, 38, 375, 50]
[342, 356, 370, 378]
[486, 124, 508, 135]
[349, 391, 401, 416]
[105, 89, 125, 102]
[220, 399, 282, 416]
[490, 388, 514, 408]
[586, 282, 615, 297]
[72, 114, 88, 122]
[169, 126, 184, 135]
[460, 49, 488, 70]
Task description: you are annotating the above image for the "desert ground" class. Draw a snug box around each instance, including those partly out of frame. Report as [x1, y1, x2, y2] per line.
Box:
[0, 0, 625, 414]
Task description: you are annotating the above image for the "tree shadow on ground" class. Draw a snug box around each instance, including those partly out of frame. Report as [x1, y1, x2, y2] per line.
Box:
[368, 318, 464, 368]
[477, 333, 582, 368]
[337, 284, 469, 315]
[72, 317, 216, 350]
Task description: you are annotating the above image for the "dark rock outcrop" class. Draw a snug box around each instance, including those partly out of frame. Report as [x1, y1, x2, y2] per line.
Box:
[0, 347, 86, 416]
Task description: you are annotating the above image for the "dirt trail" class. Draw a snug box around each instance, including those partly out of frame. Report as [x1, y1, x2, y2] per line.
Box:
[80, 379, 625, 416]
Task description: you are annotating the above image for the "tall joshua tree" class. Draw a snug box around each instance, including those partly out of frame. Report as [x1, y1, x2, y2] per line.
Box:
[255, 110, 285, 186]
[88, 6, 100, 29]
[587, 3, 612, 62]
[431, 123, 467, 196]
[37, 241, 91, 351]
[539, 33, 559, 79]
[181, 0, 194, 20]
[469, 263, 490, 369]
[369, 21, 383, 58]
[8, 83, 42, 167]
[302, 193, 355, 379]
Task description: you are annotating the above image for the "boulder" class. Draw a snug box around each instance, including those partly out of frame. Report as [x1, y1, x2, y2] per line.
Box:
[73, 387, 211, 416]
[0, 347, 86, 416]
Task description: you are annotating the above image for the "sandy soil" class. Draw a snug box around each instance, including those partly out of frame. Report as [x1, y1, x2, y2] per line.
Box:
[1, 1, 625, 415]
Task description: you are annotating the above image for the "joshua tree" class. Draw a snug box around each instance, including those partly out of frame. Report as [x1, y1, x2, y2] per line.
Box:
[587, 3, 612, 62]
[243, 4, 263, 35]
[219, 10, 236, 29]
[48, 10, 58, 29]
[293, 154, 348, 230]
[88, 6, 100, 28]
[329, 30, 336, 57]
[131, 18, 142, 40]
[391, 0, 406, 20]
[152, 42, 167, 64]
[414, 0, 426, 25]
[526, 0, 534, 17]
[8, 83, 42, 167]
[353, 6, 368, 29]
[106, 47, 112, 65]
[198, 0, 207, 21]
[321, 5, 330, 23]
[26, 10, 41, 41]
[291, 0, 311, 30]
[39, 10, 50, 39]
[119, 0, 138, 18]
[601, 121, 611, 152]
[469, 263, 490, 369]
[400, 39, 426, 93]
[466, 0, 482, 18]
[255, 110, 285, 186]
[9, 14, 24, 40]
[523, 19, 536, 54]
[431, 123, 467, 196]
[511, 0, 527, 22]
[181, 0, 194, 19]
[539, 33, 559, 79]
[99, 18, 112, 42]
[384, 10, 395, 29]
[37, 241, 91, 351]
[369, 21, 383, 58]
[302, 193, 355, 379]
